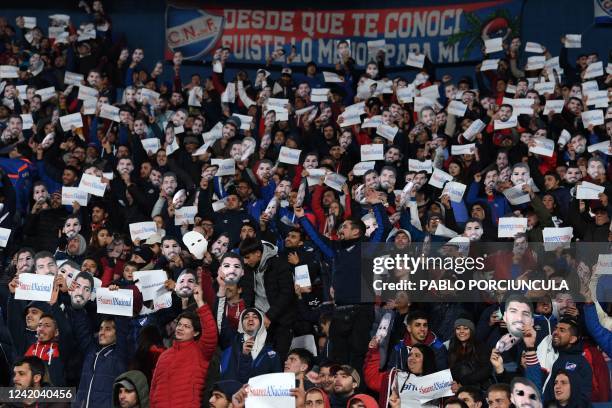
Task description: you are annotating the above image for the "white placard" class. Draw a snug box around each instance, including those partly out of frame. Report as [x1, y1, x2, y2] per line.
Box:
[96, 288, 134, 317]
[367, 39, 386, 56]
[0, 227, 11, 248]
[420, 84, 439, 101]
[63, 71, 83, 86]
[406, 52, 425, 68]
[529, 137, 554, 157]
[353, 161, 376, 176]
[376, 124, 398, 141]
[36, 87, 56, 102]
[278, 147, 301, 165]
[212, 60, 223, 73]
[77, 85, 98, 101]
[526, 55, 545, 70]
[290, 335, 317, 357]
[429, 168, 453, 189]
[0, 66, 19, 79]
[23, 16, 37, 29]
[534, 81, 555, 95]
[544, 100, 565, 115]
[188, 86, 202, 107]
[447, 100, 467, 117]
[324, 173, 346, 192]
[310, 88, 329, 103]
[15, 274, 54, 302]
[134, 270, 168, 301]
[142, 138, 161, 155]
[307, 168, 327, 186]
[20, 114, 33, 130]
[78, 173, 106, 197]
[587, 140, 610, 154]
[451, 144, 476, 156]
[396, 86, 414, 103]
[102, 172, 114, 180]
[139, 88, 160, 104]
[485, 37, 503, 54]
[506, 84, 516, 94]
[233, 114, 253, 131]
[542, 227, 573, 251]
[480, 59, 500, 71]
[212, 200, 226, 212]
[584, 61, 604, 79]
[246, 373, 295, 408]
[442, 181, 467, 203]
[211, 158, 236, 176]
[494, 116, 518, 130]
[323, 71, 343, 83]
[362, 115, 383, 129]
[564, 34, 581, 48]
[498, 217, 528, 238]
[502, 184, 531, 205]
[175, 206, 197, 225]
[83, 98, 97, 115]
[586, 90, 608, 108]
[582, 80, 599, 95]
[129, 222, 158, 242]
[414, 96, 435, 113]
[338, 112, 361, 127]
[361, 144, 384, 161]
[61, 187, 88, 206]
[408, 159, 433, 173]
[397, 369, 454, 405]
[581, 110, 604, 127]
[462, 119, 486, 141]
[525, 42, 545, 53]
[435, 223, 458, 238]
[153, 290, 173, 311]
[59, 112, 83, 131]
[504, 97, 534, 115]
[294, 265, 311, 288]
[576, 181, 605, 199]
[295, 105, 316, 116]
[100, 104, 120, 122]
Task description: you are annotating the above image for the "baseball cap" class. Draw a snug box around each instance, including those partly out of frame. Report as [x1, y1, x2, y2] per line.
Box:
[281, 67, 292, 76]
[132, 246, 153, 264]
[226, 115, 242, 130]
[116, 380, 135, 391]
[333, 365, 360, 387]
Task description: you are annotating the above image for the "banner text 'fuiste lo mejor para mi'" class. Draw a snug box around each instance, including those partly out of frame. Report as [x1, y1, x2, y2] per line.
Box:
[165, 0, 523, 67]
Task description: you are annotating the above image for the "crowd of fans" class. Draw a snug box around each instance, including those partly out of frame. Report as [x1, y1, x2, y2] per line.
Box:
[0, 1, 610, 407]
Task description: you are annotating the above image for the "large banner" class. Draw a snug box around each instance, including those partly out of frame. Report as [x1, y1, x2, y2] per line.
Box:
[165, 0, 523, 67]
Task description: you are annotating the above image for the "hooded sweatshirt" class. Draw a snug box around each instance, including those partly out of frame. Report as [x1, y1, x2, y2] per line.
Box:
[253, 241, 278, 313]
[304, 388, 331, 408]
[219, 308, 281, 383]
[347, 394, 379, 408]
[112, 370, 150, 408]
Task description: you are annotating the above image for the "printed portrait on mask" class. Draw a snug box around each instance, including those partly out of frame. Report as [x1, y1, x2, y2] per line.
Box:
[503, 297, 534, 339]
[69, 272, 94, 309]
[63, 217, 81, 239]
[218, 255, 244, 284]
[175, 270, 197, 298]
[210, 234, 230, 259]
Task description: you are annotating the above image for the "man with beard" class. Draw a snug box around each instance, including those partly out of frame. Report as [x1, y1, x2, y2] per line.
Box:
[12, 356, 66, 406]
[156, 236, 185, 281]
[174, 269, 197, 299]
[14, 248, 35, 275]
[503, 294, 534, 339]
[151, 172, 178, 219]
[379, 166, 397, 203]
[466, 168, 511, 225]
[69, 272, 94, 309]
[523, 318, 592, 407]
[562, 162, 582, 187]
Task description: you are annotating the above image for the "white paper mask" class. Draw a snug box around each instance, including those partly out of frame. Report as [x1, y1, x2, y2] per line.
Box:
[183, 231, 208, 260]
[172, 189, 187, 209]
[175, 271, 197, 298]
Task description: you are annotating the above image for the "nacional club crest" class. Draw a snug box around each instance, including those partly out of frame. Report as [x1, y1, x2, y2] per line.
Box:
[165, 5, 224, 60]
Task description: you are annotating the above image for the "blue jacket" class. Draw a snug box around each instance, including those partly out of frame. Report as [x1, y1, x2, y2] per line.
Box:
[465, 181, 511, 225]
[0, 157, 34, 215]
[72, 310, 129, 408]
[219, 334, 281, 383]
[527, 341, 592, 406]
[298, 203, 385, 305]
[584, 303, 612, 356]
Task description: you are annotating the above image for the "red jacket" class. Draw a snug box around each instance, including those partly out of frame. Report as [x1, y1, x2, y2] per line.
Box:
[583, 340, 610, 402]
[150, 304, 218, 408]
[364, 348, 396, 408]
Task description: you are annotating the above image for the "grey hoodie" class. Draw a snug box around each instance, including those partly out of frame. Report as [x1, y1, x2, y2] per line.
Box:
[253, 241, 278, 314]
